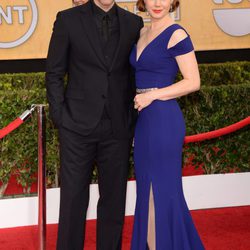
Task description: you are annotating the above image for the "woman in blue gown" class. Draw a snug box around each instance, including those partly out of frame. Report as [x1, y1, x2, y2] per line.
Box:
[129, 0, 205, 249]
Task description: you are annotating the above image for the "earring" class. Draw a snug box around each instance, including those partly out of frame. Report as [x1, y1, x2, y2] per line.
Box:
[169, 0, 174, 12]
[169, 4, 173, 12]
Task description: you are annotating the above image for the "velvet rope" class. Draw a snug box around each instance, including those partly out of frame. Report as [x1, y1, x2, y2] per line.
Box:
[0, 118, 24, 139]
[1, 111, 249, 142]
[184, 117, 250, 144]
[0, 106, 36, 140]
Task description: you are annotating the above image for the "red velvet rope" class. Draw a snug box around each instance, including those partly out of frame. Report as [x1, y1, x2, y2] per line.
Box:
[0, 118, 24, 139]
[0, 106, 35, 140]
[1, 115, 249, 142]
[184, 117, 250, 144]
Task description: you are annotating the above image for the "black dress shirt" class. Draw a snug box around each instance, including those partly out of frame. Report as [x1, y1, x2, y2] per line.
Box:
[91, 0, 120, 68]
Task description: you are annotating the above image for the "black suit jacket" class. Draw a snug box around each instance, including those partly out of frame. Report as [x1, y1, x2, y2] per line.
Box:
[46, 2, 143, 139]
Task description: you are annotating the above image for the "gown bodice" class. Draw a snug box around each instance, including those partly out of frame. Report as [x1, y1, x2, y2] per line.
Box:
[129, 23, 194, 89]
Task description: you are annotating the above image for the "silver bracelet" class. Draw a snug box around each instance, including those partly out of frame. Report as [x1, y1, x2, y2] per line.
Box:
[136, 88, 158, 94]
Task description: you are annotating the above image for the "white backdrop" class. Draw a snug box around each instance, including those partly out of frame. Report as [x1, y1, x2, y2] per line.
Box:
[0, 172, 250, 229]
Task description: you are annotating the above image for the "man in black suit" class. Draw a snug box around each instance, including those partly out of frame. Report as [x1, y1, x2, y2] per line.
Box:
[45, 0, 143, 249]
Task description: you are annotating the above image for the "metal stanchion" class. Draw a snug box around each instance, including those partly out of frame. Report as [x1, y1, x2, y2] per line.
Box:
[37, 105, 46, 250]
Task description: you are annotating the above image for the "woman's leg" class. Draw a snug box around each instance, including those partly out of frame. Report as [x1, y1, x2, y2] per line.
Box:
[147, 183, 156, 250]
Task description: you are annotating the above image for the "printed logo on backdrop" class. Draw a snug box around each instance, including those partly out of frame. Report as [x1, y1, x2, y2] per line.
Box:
[117, 0, 180, 22]
[212, 0, 250, 36]
[0, 0, 38, 48]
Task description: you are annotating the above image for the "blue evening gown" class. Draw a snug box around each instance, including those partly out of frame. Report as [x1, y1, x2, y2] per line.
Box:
[129, 24, 205, 250]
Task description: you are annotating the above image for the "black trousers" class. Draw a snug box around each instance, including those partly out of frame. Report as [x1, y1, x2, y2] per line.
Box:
[56, 119, 131, 250]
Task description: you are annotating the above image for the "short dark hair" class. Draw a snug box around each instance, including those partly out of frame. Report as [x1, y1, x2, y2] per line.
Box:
[137, 0, 180, 13]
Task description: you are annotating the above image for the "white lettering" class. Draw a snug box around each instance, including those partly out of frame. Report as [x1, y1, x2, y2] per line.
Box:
[0, 0, 38, 48]
[0, 6, 12, 24]
[13, 6, 28, 24]
[0, 6, 28, 25]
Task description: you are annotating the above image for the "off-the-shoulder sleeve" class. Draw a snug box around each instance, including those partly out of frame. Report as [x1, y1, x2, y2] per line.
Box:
[168, 35, 194, 57]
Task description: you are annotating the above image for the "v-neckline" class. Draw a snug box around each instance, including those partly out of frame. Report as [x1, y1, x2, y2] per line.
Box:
[135, 23, 177, 63]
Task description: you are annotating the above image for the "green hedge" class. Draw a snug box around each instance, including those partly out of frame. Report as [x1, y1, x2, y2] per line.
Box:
[0, 73, 45, 91]
[0, 62, 249, 91]
[0, 61, 249, 194]
[180, 83, 250, 174]
[179, 61, 250, 86]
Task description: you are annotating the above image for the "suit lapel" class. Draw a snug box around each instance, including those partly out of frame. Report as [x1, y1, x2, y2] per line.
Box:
[108, 6, 127, 72]
[79, 2, 107, 69]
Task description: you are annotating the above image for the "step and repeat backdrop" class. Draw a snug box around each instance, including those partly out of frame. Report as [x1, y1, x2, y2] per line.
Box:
[0, 0, 249, 60]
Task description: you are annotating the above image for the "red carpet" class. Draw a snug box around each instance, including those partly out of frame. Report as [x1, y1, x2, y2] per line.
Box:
[0, 206, 250, 250]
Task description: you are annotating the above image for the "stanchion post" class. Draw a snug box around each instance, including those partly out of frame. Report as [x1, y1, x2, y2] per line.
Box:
[37, 105, 46, 250]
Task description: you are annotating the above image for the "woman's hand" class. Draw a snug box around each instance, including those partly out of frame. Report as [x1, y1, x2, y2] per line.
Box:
[134, 91, 156, 111]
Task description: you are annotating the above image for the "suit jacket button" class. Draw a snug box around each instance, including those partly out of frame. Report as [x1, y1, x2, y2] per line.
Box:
[107, 72, 111, 76]
[102, 94, 106, 99]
